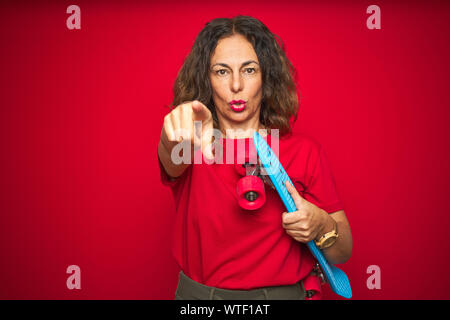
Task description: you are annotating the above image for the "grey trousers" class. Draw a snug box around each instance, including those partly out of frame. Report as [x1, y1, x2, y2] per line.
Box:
[175, 271, 306, 300]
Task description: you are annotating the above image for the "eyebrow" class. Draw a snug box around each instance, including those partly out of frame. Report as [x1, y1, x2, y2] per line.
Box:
[211, 60, 259, 68]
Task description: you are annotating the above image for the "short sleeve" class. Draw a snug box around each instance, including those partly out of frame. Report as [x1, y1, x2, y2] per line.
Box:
[304, 147, 344, 213]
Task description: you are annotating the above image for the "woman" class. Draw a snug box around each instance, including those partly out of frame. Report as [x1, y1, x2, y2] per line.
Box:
[158, 16, 352, 300]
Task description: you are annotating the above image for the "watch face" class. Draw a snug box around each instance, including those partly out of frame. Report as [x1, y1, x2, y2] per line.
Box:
[322, 236, 338, 248]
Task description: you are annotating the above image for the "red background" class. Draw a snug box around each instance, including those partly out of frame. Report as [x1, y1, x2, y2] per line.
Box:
[1, 0, 450, 300]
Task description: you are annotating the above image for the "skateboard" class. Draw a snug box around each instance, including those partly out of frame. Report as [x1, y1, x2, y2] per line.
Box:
[245, 131, 352, 299]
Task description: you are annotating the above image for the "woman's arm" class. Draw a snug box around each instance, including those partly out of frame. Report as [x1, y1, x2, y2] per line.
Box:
[158, 139, 191, 178]
[315, 209, 352, 265]
[158, 100, 214, 178]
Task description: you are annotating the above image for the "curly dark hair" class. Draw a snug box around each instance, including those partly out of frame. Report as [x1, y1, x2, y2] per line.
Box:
[171, 15, 299, 135]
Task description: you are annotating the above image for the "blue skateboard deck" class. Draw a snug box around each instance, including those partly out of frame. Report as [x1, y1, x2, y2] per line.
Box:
[253, 132, 352, 299]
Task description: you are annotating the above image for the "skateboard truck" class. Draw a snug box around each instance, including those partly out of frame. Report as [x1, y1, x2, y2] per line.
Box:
[312, 262, 326, 284]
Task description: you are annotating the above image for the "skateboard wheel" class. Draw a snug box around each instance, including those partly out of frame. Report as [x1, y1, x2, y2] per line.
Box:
[236, 175, 266, 210]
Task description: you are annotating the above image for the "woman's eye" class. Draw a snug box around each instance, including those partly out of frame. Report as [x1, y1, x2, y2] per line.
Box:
[244, 68, 255, 74]
[216, 69, 228, 75]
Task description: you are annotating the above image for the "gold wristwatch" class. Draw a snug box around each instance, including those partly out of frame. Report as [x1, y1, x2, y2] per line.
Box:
[314, 221, 339, 249]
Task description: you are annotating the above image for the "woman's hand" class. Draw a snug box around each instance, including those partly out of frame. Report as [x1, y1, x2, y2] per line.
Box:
[161, 100, 214, 157]
[281, 181, 333, 243]
[158, 100, 214, 178]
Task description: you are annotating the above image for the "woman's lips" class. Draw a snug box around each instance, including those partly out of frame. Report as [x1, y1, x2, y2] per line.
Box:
[229, 100, 246, 112]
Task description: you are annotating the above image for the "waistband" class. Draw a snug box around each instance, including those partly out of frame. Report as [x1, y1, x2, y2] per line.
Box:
[175, 271, 306, 300]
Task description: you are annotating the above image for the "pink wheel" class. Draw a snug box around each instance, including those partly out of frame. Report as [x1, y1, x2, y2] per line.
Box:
[236, 175, 266, 210]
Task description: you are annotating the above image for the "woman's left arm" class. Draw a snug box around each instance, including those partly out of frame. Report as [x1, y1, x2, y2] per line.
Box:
[316, 209, 353, 265]
[282, 181, 353, 265]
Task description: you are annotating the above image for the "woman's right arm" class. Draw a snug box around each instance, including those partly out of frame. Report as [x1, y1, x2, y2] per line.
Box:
[158, 100, 213, 178]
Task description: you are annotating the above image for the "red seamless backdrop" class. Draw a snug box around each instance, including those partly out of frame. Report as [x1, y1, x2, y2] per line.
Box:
[1, 0, 450, 300]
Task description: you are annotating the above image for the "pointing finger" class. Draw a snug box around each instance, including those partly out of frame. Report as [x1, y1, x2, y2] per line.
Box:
[192, 100, 212, 121]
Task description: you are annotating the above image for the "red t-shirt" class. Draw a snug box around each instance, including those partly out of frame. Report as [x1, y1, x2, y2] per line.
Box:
[158, 132, 343, 290]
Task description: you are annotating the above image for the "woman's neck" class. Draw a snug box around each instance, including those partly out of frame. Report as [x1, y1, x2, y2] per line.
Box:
[218, 119, 267, 139]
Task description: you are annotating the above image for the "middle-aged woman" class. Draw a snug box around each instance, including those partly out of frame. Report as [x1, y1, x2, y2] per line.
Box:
[157, 15, 352, 300]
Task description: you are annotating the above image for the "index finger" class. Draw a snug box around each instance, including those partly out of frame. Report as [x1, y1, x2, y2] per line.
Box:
[192, 100, 211, 121]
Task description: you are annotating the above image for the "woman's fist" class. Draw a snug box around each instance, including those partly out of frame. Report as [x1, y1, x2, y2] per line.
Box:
[281, 181, 329, 243]
[160, 100, 214, 161]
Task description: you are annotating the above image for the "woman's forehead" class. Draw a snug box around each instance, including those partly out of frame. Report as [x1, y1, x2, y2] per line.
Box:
[211, 34, 259, 65]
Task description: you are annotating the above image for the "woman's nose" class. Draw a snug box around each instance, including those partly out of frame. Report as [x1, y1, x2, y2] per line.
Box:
[231, 73, 243, 93]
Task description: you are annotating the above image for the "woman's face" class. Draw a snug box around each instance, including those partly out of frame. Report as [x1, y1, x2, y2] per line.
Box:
[209, 34, 263, 132]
